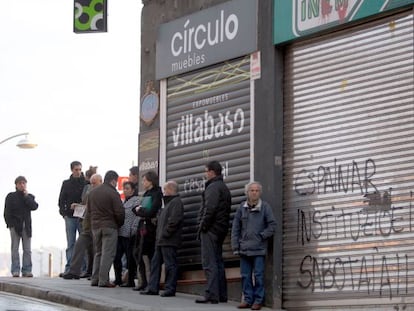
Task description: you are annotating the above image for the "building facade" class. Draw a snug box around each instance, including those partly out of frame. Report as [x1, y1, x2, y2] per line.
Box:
[139, 0, 414, 309]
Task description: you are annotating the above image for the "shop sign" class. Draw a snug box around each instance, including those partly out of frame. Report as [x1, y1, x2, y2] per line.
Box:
[74, 0, 107, 33]
[140, 81, 159, 126]
[156, 0, 257, 79]
[274, 0, 414, 44]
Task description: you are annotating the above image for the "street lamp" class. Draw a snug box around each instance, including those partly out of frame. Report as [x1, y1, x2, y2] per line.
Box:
[0, 132, 38, 149]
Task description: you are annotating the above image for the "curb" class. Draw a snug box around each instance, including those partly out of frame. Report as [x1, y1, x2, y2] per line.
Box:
[0, 281, 139, 311]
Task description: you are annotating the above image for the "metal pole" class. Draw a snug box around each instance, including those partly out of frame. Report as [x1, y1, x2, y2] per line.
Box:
[61, 250, 64, 274]
[48, 253, 53, 277]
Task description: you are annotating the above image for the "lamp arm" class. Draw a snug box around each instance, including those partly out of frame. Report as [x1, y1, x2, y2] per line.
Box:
[0, 132, 29, 145]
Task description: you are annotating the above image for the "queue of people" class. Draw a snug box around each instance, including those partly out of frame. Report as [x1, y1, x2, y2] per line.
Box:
[4, 160, 276, 310]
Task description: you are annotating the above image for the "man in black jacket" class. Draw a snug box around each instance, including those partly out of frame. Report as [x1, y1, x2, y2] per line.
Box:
[140, 180, 184, 297]
[58, 161, 86, 275]
[4, 176, 38, 277]
[195, 160, 232, 304]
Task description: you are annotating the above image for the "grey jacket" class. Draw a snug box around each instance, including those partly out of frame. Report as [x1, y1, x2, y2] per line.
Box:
[118, 195, 140, 238]
[231, 199, 276, 256]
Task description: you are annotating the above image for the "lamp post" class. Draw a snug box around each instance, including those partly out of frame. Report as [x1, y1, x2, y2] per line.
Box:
[0, 132, 37, 149]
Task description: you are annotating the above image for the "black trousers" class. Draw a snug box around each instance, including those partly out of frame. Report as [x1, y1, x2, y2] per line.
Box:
[200, 231, 227, 301]
[113, 236, 137, 285]
[133, 233, 155, 287]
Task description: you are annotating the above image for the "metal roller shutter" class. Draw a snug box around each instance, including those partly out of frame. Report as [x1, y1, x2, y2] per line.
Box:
[166, 56, 251, 267]
[283, 12, 414, 310]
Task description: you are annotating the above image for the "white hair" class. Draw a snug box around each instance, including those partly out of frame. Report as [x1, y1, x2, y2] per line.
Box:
[244, 181, 262, 195]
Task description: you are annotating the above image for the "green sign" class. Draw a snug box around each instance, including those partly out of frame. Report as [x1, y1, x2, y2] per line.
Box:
[74, 0, 107, 33]
[274, 0, 414, 44]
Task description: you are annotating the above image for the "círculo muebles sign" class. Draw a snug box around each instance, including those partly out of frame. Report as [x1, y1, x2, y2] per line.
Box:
[156, 0, 257, 79]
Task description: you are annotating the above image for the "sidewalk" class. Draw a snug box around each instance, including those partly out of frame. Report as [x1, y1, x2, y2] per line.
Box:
[0, 277, 273, 311]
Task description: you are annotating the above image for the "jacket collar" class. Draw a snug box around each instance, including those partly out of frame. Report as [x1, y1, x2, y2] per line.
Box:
[163, 194, 179, 204]
[70, 175, 85, 183]
[205, 175, 223, 188]
[243, 199, 262, 212]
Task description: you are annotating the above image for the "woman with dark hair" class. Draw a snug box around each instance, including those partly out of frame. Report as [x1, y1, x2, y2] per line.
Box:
[113, 181, 140, 287]
[132, 171, 163, 291]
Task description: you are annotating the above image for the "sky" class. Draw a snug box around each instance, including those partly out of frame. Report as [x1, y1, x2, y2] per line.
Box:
[0, 0, 142, 259]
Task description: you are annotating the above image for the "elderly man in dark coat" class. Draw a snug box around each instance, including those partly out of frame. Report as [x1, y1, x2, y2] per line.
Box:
[231, 181, 276, 310]
[140, 180, 184, 297]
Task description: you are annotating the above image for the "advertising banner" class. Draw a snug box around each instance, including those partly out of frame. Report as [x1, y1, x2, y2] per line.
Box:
[274, 0, 414, 44]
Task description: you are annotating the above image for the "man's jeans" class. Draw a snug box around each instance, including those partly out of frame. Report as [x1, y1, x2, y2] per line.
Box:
[240, 255, 265, 305]
[10, 227, 32, 275]
[148, 246, 178, 294]
[64, 216, 82, 273]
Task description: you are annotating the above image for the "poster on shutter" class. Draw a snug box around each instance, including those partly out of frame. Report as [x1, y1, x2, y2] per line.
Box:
[250, 51, 261, 80]
[165, 56, 252, 266]
[138, 130, 159, 194]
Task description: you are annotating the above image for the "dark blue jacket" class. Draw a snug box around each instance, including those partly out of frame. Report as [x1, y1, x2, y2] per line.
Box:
[231, 199, 276, 256]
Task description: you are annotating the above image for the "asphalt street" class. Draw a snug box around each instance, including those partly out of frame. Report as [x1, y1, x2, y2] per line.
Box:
[0, 291, 84, 311]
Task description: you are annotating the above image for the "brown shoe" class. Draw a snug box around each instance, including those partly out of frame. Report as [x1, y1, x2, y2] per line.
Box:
[237, 302, 252, 309]
[98, 282, 116, 288]
[251, 303, 261, 310]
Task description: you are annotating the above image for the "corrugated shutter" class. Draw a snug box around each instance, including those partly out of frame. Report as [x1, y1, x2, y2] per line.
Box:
[283, 12, 414, 310]
[166, 56, 251, 267]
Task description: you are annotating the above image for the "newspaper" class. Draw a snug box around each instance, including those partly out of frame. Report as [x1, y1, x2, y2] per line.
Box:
[73, 204, 86, 218]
